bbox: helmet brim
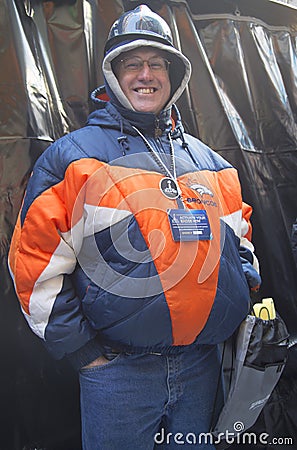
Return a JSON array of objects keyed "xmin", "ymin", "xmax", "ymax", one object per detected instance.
[{"xmin": 104, "ymin": 32, "xmax": 174, "ymax": 55}]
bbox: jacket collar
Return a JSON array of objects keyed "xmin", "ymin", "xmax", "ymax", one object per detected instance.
[{"xmin": 90, "ymin": 85, "xmax": 175, "ymax": 137}]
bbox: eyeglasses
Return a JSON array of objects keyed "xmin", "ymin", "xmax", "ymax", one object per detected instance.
[{"xmin": 119, "ymin": 56, "xmax": 170, "ymax": 73}]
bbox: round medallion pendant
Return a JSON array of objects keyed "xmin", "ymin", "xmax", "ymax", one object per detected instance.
[{"xmin": 159, "ymin": 177, "xmax": 180, "ymax": 200}]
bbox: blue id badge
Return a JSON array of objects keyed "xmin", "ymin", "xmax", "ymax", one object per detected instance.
[{"xmin": 167, "ymin": 209, "xmax": 212, "ymax": 242}]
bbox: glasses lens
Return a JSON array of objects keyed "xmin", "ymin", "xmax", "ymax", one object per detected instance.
[
  {"xmin": 122, "ymin": 57, "xmax": 142, "ymax": 71},
  {"xmin": 148, "ymin": 57, "xmax": 168, "ymax": 71},
  {"xmin": 121, "ymin": 56, "xmax": 169, "ymax": 72}
]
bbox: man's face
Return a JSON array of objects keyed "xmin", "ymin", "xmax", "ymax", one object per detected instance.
[{"xmin": 115, "ymin": 47, "xmax": 171, "ymax": 115}]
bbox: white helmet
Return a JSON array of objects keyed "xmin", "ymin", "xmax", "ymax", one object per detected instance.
[{"xmin": 102, "ymin": 5, "xmax": 191, "ymax": 111}]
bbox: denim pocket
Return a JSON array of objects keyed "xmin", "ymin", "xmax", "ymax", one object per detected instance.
[{"xmin": 79, "ymin": 353, "xmax": 122, "ymax": 374}]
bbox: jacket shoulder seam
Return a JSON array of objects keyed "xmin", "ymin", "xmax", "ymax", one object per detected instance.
[{"xmin": 65, "ymin": 134, "xmax": 90, "ymax": 158}]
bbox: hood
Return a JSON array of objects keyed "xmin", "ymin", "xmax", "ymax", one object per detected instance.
[{"xmin": 102, "ymin": 38, "xmax": 191, "ymax": 113}]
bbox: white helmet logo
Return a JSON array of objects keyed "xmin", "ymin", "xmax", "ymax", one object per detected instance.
[{"xmin": 190, "ymin": 184, "xmax": 214, "ymax": 197}]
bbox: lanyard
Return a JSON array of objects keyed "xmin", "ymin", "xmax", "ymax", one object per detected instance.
[
  {"xmin": 132, "ymin": 125, "xmax": 176, "ymax": 180},
  {"xmin": 132, "ymin": 126, "xmax": 185, "ymax": 208}
]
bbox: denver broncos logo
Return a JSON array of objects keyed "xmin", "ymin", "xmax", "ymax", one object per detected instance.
[{"xmin": 190, "ymin": 184, "xmax": 214, "ymax": 197}]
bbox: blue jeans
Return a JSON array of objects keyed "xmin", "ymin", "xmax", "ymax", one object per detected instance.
[{"xmin": 79, "ymin": 345, "xmax": 223, "ymax": 449}]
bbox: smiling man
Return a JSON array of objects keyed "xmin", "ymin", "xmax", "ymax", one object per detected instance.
[{"xmin": 9, "ymin": 5, "xmax": 261, "ymax": 450}]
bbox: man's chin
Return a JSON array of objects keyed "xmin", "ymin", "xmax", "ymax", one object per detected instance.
[
  {"xmin": 132, "ymin": 104, "xmax": 158, "ymax": 114},
  {"xmin": 131, "ymin": 98, "xmax": 163, "ymax": 113}
]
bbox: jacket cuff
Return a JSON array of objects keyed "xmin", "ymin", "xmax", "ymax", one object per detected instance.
[{"xmin": 67, "ymin": 336, "xmax": 103, "ymax": 371}]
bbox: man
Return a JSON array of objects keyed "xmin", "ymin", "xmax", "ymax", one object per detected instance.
[{"xmin": 8, "ymin": 5, "xmax": 260, "ymax": 449}]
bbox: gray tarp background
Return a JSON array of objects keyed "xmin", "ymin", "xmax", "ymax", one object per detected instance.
[{"xmin": 0, "ymin": 0, "xmax": 296, "ymax": 448}]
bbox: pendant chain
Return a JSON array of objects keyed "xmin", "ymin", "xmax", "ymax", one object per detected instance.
[{"xmin": 132, "ymin": 126, "xmax": 176, "ymax": 181}]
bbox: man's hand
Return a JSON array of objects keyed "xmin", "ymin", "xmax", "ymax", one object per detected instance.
[{"xmin": 83, "ymin": 355, "xmax": 109, "ymax": 369}]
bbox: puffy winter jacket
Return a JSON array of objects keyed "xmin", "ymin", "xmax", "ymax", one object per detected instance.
[{"xmin": 8, "ymin": 91, "xmax": 260, "ymax": 368}]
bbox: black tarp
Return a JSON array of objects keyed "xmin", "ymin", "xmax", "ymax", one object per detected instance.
[{"xmin": 0, "ymin": 0, "xmax": 296, "ymax": 448}]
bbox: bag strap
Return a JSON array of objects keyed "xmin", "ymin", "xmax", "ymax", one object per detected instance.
[
  {"xmin": 210, "ymin": 335, "xmax": 236, "ymax": 431},
  {"xmin": 210, "ymin": 292, "xmax": 262, "ymax": 430}
]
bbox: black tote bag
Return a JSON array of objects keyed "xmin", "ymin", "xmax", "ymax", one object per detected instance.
[{"xmin": 212, "ymin": 313, "xmax": 289, "ymax": 449}]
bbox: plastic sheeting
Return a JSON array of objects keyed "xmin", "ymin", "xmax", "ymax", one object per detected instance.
[
  {"xmin": 0, "ymin": 0, "xmax": 296, "ymax": 448},
  {"xmin": 186, "ymin": 11, "xmax": 297, "ymax": 333}
]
